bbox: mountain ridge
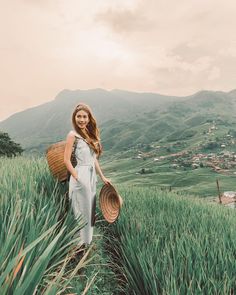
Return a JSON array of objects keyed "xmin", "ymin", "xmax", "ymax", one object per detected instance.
[{"xmin": 0, "ymin": 88, "xmax": 236, "ymax": 153}]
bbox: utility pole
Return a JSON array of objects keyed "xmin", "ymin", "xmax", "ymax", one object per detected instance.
[{"xmin": 216, "ymin": 178, "xmax": 222, "ymax": 204}]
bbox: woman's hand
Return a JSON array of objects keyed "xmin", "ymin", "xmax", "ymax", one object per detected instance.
[
  {"xmin": 101, "ymin": 176, "xmax": 112, "ymax": 185},
  {"xmin": 72, "ymin": 174, "xmax": 79, "ymax": 181}
]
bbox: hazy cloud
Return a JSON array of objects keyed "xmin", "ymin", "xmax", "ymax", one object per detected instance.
[
  {"xmin": 0, "ymin": 0, "xmax": 236, "ymax": 120},
  {"xmin": 208, "ymin": 67, "xmax": 221, "ymax": 81},
  {"xmin": 96, "ymin": 8, "xmax": 153, "ymax": 33}
]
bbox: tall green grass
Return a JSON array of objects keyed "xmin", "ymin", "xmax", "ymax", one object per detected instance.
[
  {"xmin": 0, "ymin": 157, "xmax": 94, "ymax": 294},
  {"xmin": 106, "ymin": 186, "xmax": 236, "ymax": 294},
  {"xmin": 3, "ymin": 156, "xmax": 236, "ymax": 294}
]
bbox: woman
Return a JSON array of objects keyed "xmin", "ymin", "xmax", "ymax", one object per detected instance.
[{"xmin": 64, "ymin": 103, "xmax": 111, "ymax": 245}]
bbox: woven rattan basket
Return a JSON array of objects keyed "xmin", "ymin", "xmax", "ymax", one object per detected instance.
[
  {"xmin": 99, "ymin": 184, "xmax": 123, "ymax": 223},
  {"xmin": 46, "ymin": 141, "xmax": 68, "ymax": 182}
]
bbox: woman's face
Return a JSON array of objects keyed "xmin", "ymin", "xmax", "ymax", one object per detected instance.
[{"xmin": 75, "ymin": 110, "xmax": 89, "ymax": 130}]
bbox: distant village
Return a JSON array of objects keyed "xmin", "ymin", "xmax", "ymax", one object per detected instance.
[
  {"xmin": 129, "ymin": 121, "xmax": 236, "ymax": 207},
  {"xmin": 132, "ymin": 122, "xmax": 236, "ymax": 176}
]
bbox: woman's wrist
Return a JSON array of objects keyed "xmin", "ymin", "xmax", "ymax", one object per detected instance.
[
  {"xmin": 101, "ymin": 176, "xmax": 111, "ymax": 185},
  {"xmin": 73, "ymin": 174, "xmax": 78, "ymax": 181}
]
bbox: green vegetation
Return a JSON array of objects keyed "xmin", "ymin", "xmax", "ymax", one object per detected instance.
[
  {"xmin": 100, "ymin": 151, "xmax": 236, "ymax": 197},
  {"xmin": 1, "ymin": 156, "xmax": 236, "ymax": 294},
  {"xmin": 0, "ymin": 157, "xmax": 114, "ymax": 294},
  {"xmin": 0, "ymin": 132, "xmax": 23, "ymax": 157},
  {"xmin": 2, "ymin": 88, "xmax": 236, "ymax": 155},
  {"xmin": 1, "ymin": 88, "xmax": 236, "ymax": 293},
  {"xmin": 105, "ymin": 186, "xmax": 236, "ymax": 294}
]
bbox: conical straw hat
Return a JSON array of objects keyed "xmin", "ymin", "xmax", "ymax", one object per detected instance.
[{"xmin": 99, "ymin": 184, "xmax": 123, "ymax": 223}]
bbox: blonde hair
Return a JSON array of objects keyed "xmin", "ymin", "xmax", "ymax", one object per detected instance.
[{"xmin": 72, "ymin": 103, "xmax": 102, "ymax": 157}]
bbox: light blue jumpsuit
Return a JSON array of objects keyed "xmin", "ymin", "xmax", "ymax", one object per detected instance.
[{"xmin": 69, "ymin": 134, "xmax": 97, "ymax": 245}]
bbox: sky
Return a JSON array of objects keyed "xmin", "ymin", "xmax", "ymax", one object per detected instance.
[{"xmin": 0, "ymin": 0, "xmax": 236, "ymax": 121}]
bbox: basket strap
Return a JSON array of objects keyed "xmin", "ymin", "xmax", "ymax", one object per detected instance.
[
  {"xmin": 70, "ymin": 137, "xmax": 78, "ymax": 167},
  {"xmin": 74, "ymin": 134, "xmax": 89, "ymax": 145}
]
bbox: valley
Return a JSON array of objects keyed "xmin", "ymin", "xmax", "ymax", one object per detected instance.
[{"xmin": 1, "ymin": 88, "xmax": 236, "ymax": 197}]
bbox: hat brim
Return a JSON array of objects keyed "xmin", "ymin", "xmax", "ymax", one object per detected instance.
[{"xmin": 99, "ymin": 184, "xmax": 123, "ymax": 223}]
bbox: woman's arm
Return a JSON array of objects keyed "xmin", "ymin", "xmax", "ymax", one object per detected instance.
[
  {"xmin": 64, "ymin": 131, "xmax": 78, "ymax": 180},
  {"xmin": 95, "ymin": 157, "xmax": 111, "ymax": 185}
]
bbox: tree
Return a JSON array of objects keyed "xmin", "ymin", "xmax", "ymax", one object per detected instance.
[
  {"xmin": 0, "ymin": 132, "xmax": 23, "ymax": 157},
  {"xmin": 204, "ymin": 141, "xmax": 219, "ymax": 150}
]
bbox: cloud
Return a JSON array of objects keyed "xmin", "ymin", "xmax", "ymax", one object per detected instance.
[
  {"xmin": 219, "ymin": 47, "xmax": 236, "ymax": 58},
  {"xmin": 1, "ymin": 0, "xmax": 236, "ymax": 120},
  {"xmin": 96, "ymin": 7, "xmax": 152, "ymax": 33},
  {"xmin": 93, "ymin": 0, "xmax": 236, "ymax": 94},
  {"xmin": 208, "ymin": 67, "xmax": 221, "ymax": 81},
  {"xmin": 171, "ymin": 43, "xmax": 213, "ymax": 63}
]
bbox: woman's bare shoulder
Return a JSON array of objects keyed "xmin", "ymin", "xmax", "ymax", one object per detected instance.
[
  {"xmin": 69, "ymin": 130, "xmax": 83, "ymax": 138},
  {"xmin": 66, "ymin": 130, "xmax": 76, "ymax": 142},
  {"xmin": 68, "ymin": 130, "xmax": 76, "ymax": 136}
]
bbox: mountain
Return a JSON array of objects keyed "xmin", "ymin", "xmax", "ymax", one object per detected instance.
[
  {"xmin": 0, "ymin": 88, "xmax": 236, "ymax": 154},
  {"xmin": 0, "ymin": 88, "xmax": 179, "ymax": 153},
  {"xmin": 100, "ymin": 89, "xmax": 236, "ymax": 151}
]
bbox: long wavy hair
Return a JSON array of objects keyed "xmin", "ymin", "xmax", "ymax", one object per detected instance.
[{"xmin": 72, "ymin": 103, "xmax": 102, "ymax": 157}]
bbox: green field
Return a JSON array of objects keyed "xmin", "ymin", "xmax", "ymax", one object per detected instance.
[
  {"xmin": 103, "ymin": 186, "xmax": 236, "ymax": 294},
  {"xmin": 101, "ymin": 152, "xmax": 236, "ymax": 197},
  {"xmin": 1, "ymin": 156, "xmax": 236, "ymax": 294},
  {"xmin": 0, "ymin": 157, "xmax": 114, "ymax": 294}
]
